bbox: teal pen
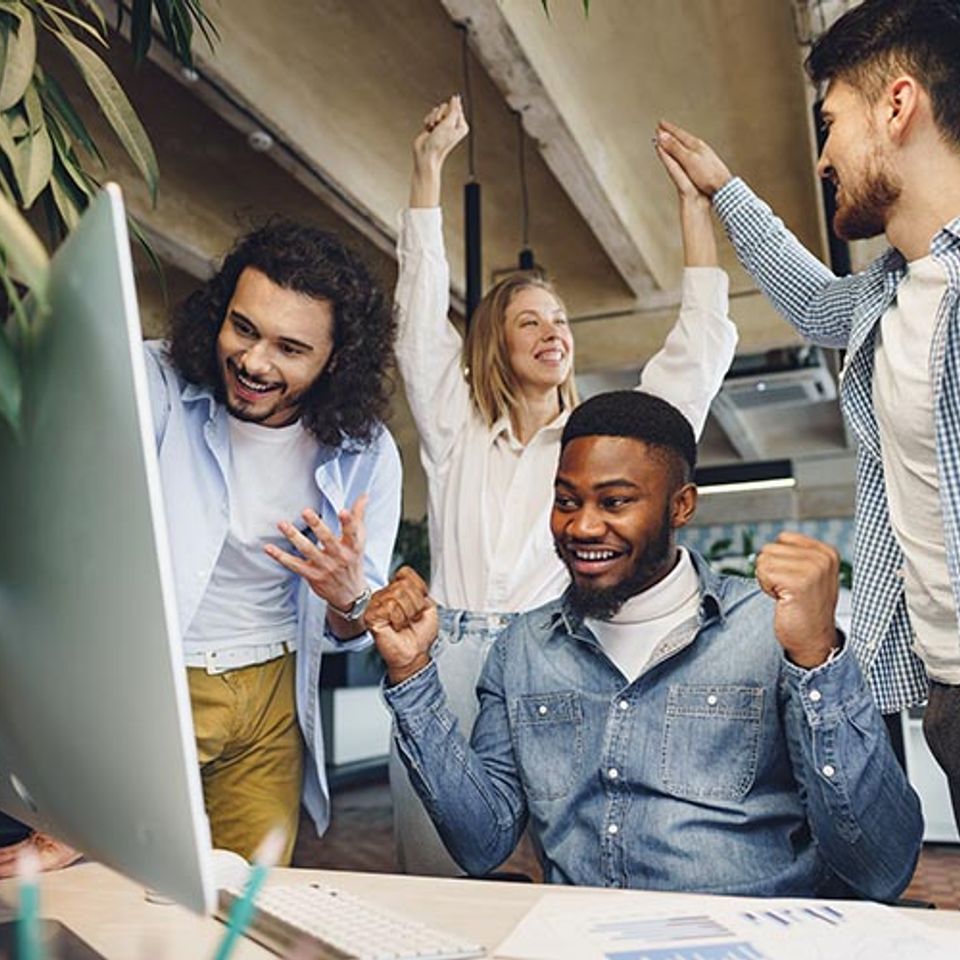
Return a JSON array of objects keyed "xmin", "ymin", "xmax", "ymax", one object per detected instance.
[
  {"xmin": 212, "ymin": 828, "xmax": 286, "ymax": 960},
  {"xmin": 16, "ymin": 847, "xmax": 43, "ymax": 960}
]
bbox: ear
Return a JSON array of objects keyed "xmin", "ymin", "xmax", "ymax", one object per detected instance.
[
  {"xmin": 885, "ymin": 75, "xmax": 922, "ymax": 144},
  {"xmin": 670, "ymin": 483, "xmax": 698, "ymax": 530}
]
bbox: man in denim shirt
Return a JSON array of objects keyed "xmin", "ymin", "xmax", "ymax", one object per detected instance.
[{"xmin": 370, "ymin": 391, "xmax": 921, "ymax": 898}]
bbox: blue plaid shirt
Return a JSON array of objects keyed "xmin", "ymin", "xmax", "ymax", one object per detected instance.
[{"xmin": 714, "ymin": 178, "xmax": 960, "ymax": 712}]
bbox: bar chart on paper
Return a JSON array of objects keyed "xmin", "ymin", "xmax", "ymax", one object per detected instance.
[
  {"xmin": 495, "ymin": 893, "xmax": 958, "ymax": 960},
  {"xmin": 596, "ymin": 915, "xmax": 765, "ymax": 960}
]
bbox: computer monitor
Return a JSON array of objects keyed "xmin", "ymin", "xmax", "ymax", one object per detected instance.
[{"xmin": 0, "ymin": 185, "xmax": 215, "ymax": 914}]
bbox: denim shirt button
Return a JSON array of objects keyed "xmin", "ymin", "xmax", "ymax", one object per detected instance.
[
  {"xmin": 618, "ymin": 700, "xmax": 629, "ymax": 711},
  {"xmin": 706, "ymin": 694, "xmax": 718, "ymax": 706},
  {"xmin": 822, "ymin": 763, "xmax": 836, "ymax": 778},
  {"xmin": 538, "ymin": 704, "xmax": 548, "ymax": 716},
  {"xmin": 809, "ymin": 689, "xmax": 822, "ymax": 703},
  {"xmin": 607, "ymin": 768, "xmax": 619, "ymax": 780},
  {"xmin": 607, "ymin": 823, "xmax": 619, "ymax": 835}
]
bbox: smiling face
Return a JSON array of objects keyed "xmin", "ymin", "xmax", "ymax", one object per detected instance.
[
  {"xmin": 817, "ymin": 78, "xmax": 902, "ymax": 241},
  {"xmin": 215, "ymin": 267, "xmax": 335, "ymax": 427},
  {"xmin": 551, "ymin": 435, "xmax": 695, "ymax": 619},
  {"xmin": 502, "ymin": 285, "xmax": 574, "ymax": 395}
]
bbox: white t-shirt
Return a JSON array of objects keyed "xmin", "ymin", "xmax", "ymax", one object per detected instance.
[
  {"xmin": 184, "ymin": 416, "xmax": 319, "ymax": 653},
  {"xmin": 586, "ymin": 549, "xmax": 701, "ymax": 683},
  {"xmin": 874, "ymin": 254, "xmax": 960, "ymax": 682}
]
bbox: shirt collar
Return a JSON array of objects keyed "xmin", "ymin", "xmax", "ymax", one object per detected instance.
[
  {"xmin": 490, "ymin": 408, "xmax": 570, "ymax": 449},
  {"xmin": 542, "ymin": 548, "xmax": 753, "ymax": 640},
  {"xmin": 882, "ymin": 217, "xmax": 960, "ymax": 278}
]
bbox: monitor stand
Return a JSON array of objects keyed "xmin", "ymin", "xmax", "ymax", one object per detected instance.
[{"xmin": 0, "ymin": 919, "xmax": 106, "ymax": 959}]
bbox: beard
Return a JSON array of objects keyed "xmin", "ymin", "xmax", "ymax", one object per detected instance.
[
  {"xmin": 563, "ymin": 508, "xmax": 673, "ymax": 621},
  {"xmin": 832, "ymin": 151, "xmax": 901, "ymax": 241},
  {"xmin": 221, "ymin": 361, "xmax": 305, "ymax": 427}
]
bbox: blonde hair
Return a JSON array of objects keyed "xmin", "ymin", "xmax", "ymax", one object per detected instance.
[{"xmin": 463, "ymin": 273, "xmax": 579, "ymax": 429}]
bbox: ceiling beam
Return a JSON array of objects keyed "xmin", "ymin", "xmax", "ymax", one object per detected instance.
[{"xmin": 440, "ymin": 0, "xmax": 656, "ymax": 299}]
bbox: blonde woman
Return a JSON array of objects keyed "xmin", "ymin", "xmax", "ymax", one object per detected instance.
[{"xmin": 391, "ymin": 96, "xmax": 737, "ymax": 875}]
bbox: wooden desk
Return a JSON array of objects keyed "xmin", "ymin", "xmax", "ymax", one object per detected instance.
[{"xmin": 2, "ymin": 862, "xmax": 959, "ymax": 959}]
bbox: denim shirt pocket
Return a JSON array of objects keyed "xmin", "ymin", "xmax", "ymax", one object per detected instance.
[
  {"xmin": 660, "ymin": 684, "xmax": 764, "ymax": 801},
  {"xmin": 512, "ymin": 691, "xmax": 584, "ymax": 801}
]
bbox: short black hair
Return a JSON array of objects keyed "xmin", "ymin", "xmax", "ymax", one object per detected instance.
[
  {"xmin": 167, "ymin": 219, "xmax": 395, "ymax": 450},
  {"xmin": 806, "ymin": 0, "xmax": 960, "ymax": 148},
  {"xmin": 561, "ymin": 390, "xmax": 696, "ymax": 486}
]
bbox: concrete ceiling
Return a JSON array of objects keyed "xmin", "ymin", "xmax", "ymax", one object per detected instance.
[{"xmin": 70, "ymin": 0, "xmax": 855, "ymax": 515}]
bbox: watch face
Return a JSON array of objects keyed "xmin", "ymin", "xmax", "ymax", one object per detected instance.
[{"xmin": 347, "ymin": 588, "xmax": 372, "ymax": 620}]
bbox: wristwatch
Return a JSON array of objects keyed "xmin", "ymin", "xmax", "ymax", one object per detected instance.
[{"xmin": 328, "ymin": 586, "xmax": 372, "ymax": 622}]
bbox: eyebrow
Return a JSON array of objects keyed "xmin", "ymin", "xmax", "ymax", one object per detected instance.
[
  {"xmin": 230, "ymin": 310, "xmax": 315, "ymax": 352},
  {"xmin": 514, "ymin": 308, "xmax": 566, "ymax": 320},
  {"xmin": 555, "ymin": 477, "xmax": 640, "ymax": 491}
]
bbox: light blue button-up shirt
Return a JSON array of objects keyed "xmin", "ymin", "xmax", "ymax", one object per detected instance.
[
  {"xmin": 143, "ymin": 341, "xmax": 402, "ymax": 834},
  {"xmin": 386, "ymin": 551, "xmax": 922, "ymax": 899}
]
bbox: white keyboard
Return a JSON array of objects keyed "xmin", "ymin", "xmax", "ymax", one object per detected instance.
[{"xmin": 219, "ymin": 881, "xmax": 487, "ymax": 960}]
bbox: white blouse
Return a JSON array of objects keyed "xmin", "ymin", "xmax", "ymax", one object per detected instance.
[{"xmin": 394, "ymin": 207, "xmax": 737, "ymax": 613}]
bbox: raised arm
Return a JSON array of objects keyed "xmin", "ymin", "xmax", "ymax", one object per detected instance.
[
  {"xmin": 371, "ymin": 570, "xmax": 528, "ymax": 874},
  {"xmin": 656, "ymin": 121, "xmax": 864, "ymax": 348},
  {"xmin": 639, "ymin": 142, "xmax": 738, "ymax": 437},
  {"xmin": 757, "ymin": 534, "xmax": 923, "ymax": 900},
  {"xmin": 395, "ymin": 97, "xmax": 473, "ymax": 466}
]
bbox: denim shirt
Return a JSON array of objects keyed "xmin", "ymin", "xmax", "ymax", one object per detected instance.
[
  {"xmin": 386, "ymin": 552, "xmax": 922, "ymax": 899},
  {"xmin": 143, "ymin": 342, "xmax": 402, "ymax": 835}
]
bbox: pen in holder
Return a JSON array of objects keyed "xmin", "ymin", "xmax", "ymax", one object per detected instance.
[
  {"xmin": 212, "ymin": 827, "xmax": 286, "ymax": 960},
  {"xmin": 17, "ymin": 847, "xmax": 43, "ymax": 960}
]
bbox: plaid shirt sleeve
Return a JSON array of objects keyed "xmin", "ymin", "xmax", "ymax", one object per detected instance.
[{"xmin": 713, "ymin": 178, "xmax": 861, "ymax": 348}]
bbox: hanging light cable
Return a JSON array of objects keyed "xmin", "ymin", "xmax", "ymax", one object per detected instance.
[
  {"xmin": 459, "ymin": 23, "xmax": 482, "ymax": 326},
  {"xmin": 516, "ymin": 110, "xmax": 535, "ymax": 271}
]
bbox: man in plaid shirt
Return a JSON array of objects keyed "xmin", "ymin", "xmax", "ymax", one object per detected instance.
[{"xmin": 656, "ymin": 0, "xmax": 960, "ymax": 831}]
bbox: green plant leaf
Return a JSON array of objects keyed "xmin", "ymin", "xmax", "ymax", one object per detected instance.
[
  {"xmin": 49, "ymin": 163, "xmax": 80, "ymax": 228},
  {"xmin": 35, "ymin": 1, "xmax": 107, "ymax": 47},
  {"xmin": 0, "ymin": 187, "xmax": 49, "ymax": 308},
  {"xmin": 130, "ymin": 0, "xmax": 153, "ymax": 66},
  {"xmin": 17, "ymin": 112, "xmax": 53, "ymax": 206},
  {"xmin": 4, "ymin": 105, "xmax": 28, "ymax": 137},
  {"xmin": 47, "ymin": 117, "xmax": 93, "ymax": 198},
  {"xmin": 705, "ymin": 537, "xmax": 732, "ymax": 560},
  {"xmin": 126, "ymin": 211, "xmax": 165, "ymax": 296},
  {"xmin": 54, "ymin": 28, "xmax": 159, "ymax": 203},
  {"xmin": 66, "ymin": 0, "xmax": 107, "ymax": 36},
  {"xmin": 0, "ymin": 317, "xmax": 21, "ymax": 432},
  {"xmin": 22, "ymin": 79, "xmax": 44, "ymax": 132},
  {"xmin": 0, "ymin": 111, "xmax": 23, "ymax": 195},
  {"xmin": 0, "ymin": 6, "xmax": 36, "ymax": 111},
  {"xmin": 35, "ymin": 66, "xmax": 103, "ymax": 164}
]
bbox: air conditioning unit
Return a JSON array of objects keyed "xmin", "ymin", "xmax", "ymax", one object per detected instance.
[{"xmin": 718, "ymin": 359, "xmax": 836, "ymax": 412}]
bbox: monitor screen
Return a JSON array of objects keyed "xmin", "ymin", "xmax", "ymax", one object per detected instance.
[{"xmin": 0, "ymin": 185, "xmax": 215, "ymax": 914}]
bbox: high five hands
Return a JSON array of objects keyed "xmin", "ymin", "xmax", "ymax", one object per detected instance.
[
  {"xmin": 365, "ymin": 567, "xmax": 439, "ymax": 685},
  {"xmin": 654, "ymin": 121, "xmax": 734, "ymax": 199},
  {"xmin": 755, "ymin": 533, "xmax": 842, "ymax": 669}
]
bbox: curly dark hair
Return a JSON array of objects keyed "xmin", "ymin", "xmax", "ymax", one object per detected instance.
[{"xmin": 167, "ymin": 220, "xmax": 395, "ymax": 449}]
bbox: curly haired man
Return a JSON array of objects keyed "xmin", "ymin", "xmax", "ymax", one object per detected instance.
[{"xmin": 146, "ymin": 220, "xmax": 401, "ymax": 863}]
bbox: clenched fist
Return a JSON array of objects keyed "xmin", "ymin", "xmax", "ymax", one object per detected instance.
[
  {"xmin": 755, "ymin": 533, "xmax": 841, "ymax": 669},
  {"xmin": 367, "ymin": 566, "xmax": 439, "ymax": 685}
]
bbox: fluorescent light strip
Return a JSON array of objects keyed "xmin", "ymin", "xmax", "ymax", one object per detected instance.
[{"xmin": 698, "ymin": 478, "xmax": 797, "ymax": 496}]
